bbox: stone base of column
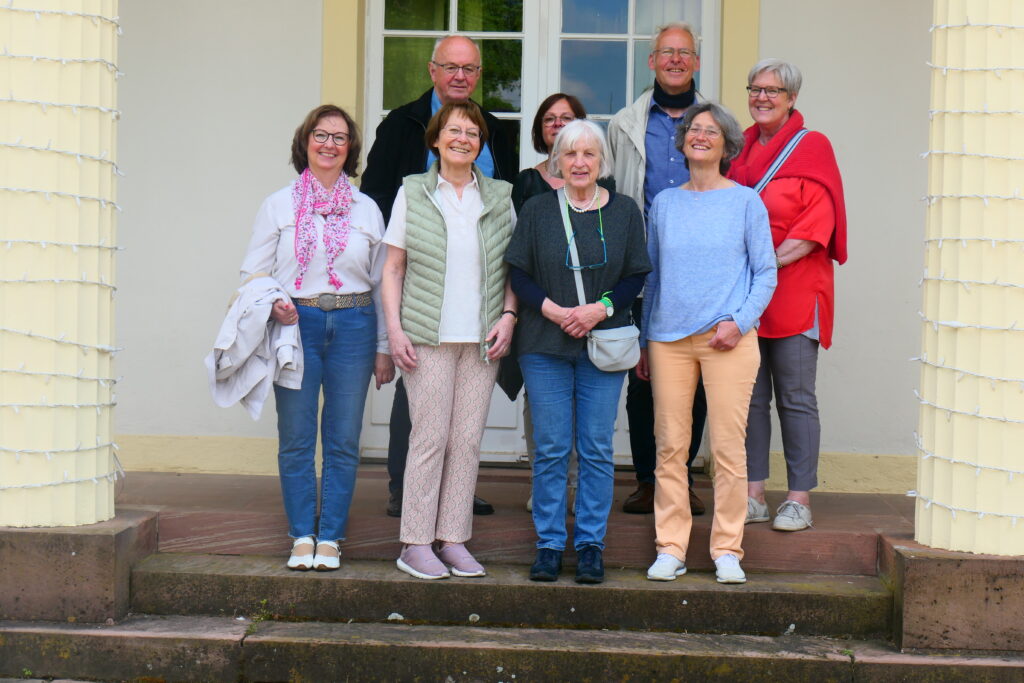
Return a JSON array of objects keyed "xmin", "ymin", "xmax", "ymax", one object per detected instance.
[
  {"xmin": 881, "ymin": 534, "xmax": 1024, "ymax": 652},
  {"xmin": 0, "ymin": 507, "xmax": 158, "ymax": 623}
]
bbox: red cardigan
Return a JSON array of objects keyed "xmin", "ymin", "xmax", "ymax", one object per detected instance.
[{"xmin": 728, "ymin": 110, "xmax": 847, "ymax": 348}]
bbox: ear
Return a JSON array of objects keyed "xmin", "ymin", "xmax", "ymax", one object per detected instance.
[{"xmin": 648, "ymin": 51, "xmax": 657, "ymax": 72}]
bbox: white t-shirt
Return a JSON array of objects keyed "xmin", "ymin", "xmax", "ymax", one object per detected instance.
[
  {"xmin": 240, "ymin": 182, "xmax": 389, "ymax": 353},
  {"xmin": 384, "ymin": 177, "xmax": 486, "ymax": 343}
]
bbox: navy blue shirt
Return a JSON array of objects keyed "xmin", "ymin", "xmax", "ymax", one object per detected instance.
[{"xmin": 642, "ymin": 104, "xmax": 689, "ymax": 218}]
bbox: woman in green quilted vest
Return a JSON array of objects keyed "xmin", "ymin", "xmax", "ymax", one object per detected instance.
[{"xmin": 381, "ymin": 101, "xmax": 517, "ymax": 581}]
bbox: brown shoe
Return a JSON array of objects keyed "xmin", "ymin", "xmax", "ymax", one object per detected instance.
[
  {"xmin": 622, "ymin": 481, "xmax": 655, "ymax": 514},
  {"xmin": 689, "ymin": 487, "xmax": 706, "ymax": 516}
]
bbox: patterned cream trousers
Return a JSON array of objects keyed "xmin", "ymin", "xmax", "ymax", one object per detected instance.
[{"xmin": 400, "ymin": 343, "xmax": 499, "ymax": 545}]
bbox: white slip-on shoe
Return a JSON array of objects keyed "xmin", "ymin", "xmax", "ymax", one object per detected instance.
[
  {"xmin": 772, "ymin": 500, "xmax": 813, "ymax": 531},
  {"xmin": 646, "ymin": 553, "xmax": 687, "ymax": 581},
  {"xmin": 313, "ymin": 539, "xmax": 341, "ymax": 571},
  {"xmin": 714, "ymin": 553, "xmax": 747, "ymax": 584},
  {"xmin": 745, "ymin": 497, "xmax": 770, "ymax": 524},
  {"xmin": 287, "ymin": 535, "xmax": 316, "ymax": 571}
]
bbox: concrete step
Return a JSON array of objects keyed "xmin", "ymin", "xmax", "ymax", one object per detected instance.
[
  {"xmin": 133, "ymin": 553, "xmax": 891, "ymax": 639},
  {"xmin": 3, "ymin": 615, "xmax": 1022, "ymax": 682}
]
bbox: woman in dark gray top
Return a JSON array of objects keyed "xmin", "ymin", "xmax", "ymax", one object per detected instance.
[{"xmin": 505, "ymin": 120, "xmax": 650, "ymax": 584}]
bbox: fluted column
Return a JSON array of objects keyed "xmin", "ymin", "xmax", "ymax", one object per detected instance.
[
  {"xmin": 0, "ymin": 1, "xmax": 120, "ymax": 526},
  {"xmin": 916, "ymin": 0, "xmax": 1024, "ymax": 554}
]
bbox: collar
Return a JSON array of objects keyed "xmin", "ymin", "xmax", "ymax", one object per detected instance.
[
  {"xmin": 436, "ymin": 168, "xmax": 480, "ymax": 192},
  {"xmin": 431, "ymin": 89, "xmax": 442, "ymax": 114}
]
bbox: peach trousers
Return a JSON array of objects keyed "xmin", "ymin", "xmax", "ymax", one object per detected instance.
[
  {"xmin": 650, "ymin": 329, "xmax": 760, "ymax": 561},
  {"xmin": 400, "ymin": 343, "xmax": 499, "ymax": 545}
]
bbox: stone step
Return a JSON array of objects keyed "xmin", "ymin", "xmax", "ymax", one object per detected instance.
[
  {"xmin": 3, "ymin": 615, "xmax": 1022, "ymax": 682},
  {"xmin": 133, "ymin": 553, "xmax": 891, "ymax": 639}
]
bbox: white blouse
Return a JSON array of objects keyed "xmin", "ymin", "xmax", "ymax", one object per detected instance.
[{"xmin": 240, "ymin": 183, "xmax": 389, "ymax": 354}]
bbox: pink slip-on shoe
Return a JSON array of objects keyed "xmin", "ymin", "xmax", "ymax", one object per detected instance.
[
  {"xmin": 396, "ymin": 543, "xmax": 450, "ymax": 580},
  {"xmin": 436, "ymin": 542, "xmax": 486, "ymax": 577}
]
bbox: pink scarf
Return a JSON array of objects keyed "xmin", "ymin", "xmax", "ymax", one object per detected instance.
[{"xmin": 291, "ymin": 168, "xmax": 353, "ymax": 290}]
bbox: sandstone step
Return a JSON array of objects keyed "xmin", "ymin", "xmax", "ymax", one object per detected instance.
[
  {"xmin": 133, "ymin": 553, "xmax": 890, "ymax": 639},
  {"xmin": 3, "ymin": 615, "xmax": 1022, "ymax": 682}
]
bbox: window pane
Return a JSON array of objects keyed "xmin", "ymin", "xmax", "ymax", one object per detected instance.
[
  {"xmin": 560, "ymin": 40, "xmax": 626, "ymax": 115},
  {"xmin": 382, "ymin": 37, "xmax": 435, "ymax": 110},
  {"xmin": 459, "ymin": 0, "xmax": 523, "ymax": 32},
  {"xmin": 479, "ymin": 39, "xmax": 521, "ymax": 113},
  {"xmin": 384, "ymin": 0, "xmax": 448, "ymax": 31},
  {"xmin": 634, "ymin": 0, "xmax": 701, "ymax": 35},
  {"xmin": 562, "ymin": 0, "xmax": 627, "ymax": 34}
]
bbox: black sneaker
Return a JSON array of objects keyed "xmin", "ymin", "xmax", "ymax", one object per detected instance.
[
  {"xmin": 529, "ymin": 548, "xmax": 563, "ymax": 582},
  {"xmin": 575, "ymin": 544, "xmax": 604, "ymax": 584}
]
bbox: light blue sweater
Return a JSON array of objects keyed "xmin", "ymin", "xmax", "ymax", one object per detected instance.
[{"xmin": 641, "ymin": 184, "xmax": 777, "ymax": 345}]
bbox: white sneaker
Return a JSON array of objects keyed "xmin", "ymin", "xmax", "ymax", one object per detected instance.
[
  {"xmin": 772, "ymin": 500, "xmax": 813, "ymax": 531},
  {"xmin": 745, "ymin": 497, "xmax": 770, "ymax": 524},
  {"xmin": 526, "ymin": 494, "xmax": 533, "ymax": 513},
  {"xmin": 286, "ymin": 535, "xmax": 315, "ymax": 571},
  {"xmin": 646, "ymin": 553, "xmax": 687, "ymax": 581},
  {"xmin": 714, "ymin": 553, "xmax": 747, "ymax": 584}
]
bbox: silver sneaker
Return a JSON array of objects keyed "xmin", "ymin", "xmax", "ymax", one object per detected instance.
[
  {"xmin": 772, "ymin": 500, "xmax": 813, "ymax": 531},
  {"xmin": 745, "ymin": 497, "xmax": 770, "ymax": 524},
  {"xmin": 646, "ymin": 553, "xmax": 687, "ymax": 581},
  {"xmin": 714, "ymin": 553, "xmax": 747, "ymax": 584}
]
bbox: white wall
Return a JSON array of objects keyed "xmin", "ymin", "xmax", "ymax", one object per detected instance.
[
  {"xmin": 758, "ymin": 0, "xmax": 932, "ymax": 456},
  {"xmin": 117, "ymin": 1, "xmax": 322, "ymax": 439}
]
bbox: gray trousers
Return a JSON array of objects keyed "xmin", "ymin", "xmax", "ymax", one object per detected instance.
[{"xmin": 745, "ymin": 335, "xmax": 820, "ymax": 491}]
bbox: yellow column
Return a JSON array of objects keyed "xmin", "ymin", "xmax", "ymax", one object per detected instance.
[
  {"xmin": 0, "ymin": 1, "xmax": 120, "ymax": 526},
  {"xmin": 916, "ymin": 0, "xmax": 1024, "ymax": 555}
]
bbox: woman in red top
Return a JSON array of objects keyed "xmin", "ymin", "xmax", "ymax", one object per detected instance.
[{"xmin": 728, "ymin": 59, "xmax": 847, "ymax": 532}]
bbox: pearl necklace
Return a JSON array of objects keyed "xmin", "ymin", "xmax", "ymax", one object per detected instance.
[{"xmin": 566, "ymin": 185, "xmax": 600, "ymax": 213}]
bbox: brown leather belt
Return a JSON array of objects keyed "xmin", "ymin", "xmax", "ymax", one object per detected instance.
[{"xmin": 293, "ymin": 292, "xmax": 372, "ymax": 311}]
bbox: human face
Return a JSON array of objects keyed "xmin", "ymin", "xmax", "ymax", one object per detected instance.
[
  {"xmin": 306, "ymin": 115, "xmax": 349, "ymax": 180},
  {"xmin": 428, "ymin": 37, "xmax": 481, "ymax": 104},
  {"xmin": 648, "ymin": 28, "xmax": 700, "ymax": 95},
  {"xmin": 682, "ymin": 111, "xmax": 725, "ymax": 168},
  {"xmin": 435, "ymin": 110, "xmax": 482, "ymax": 173},
  {"xmin": 748, "ymin": 70, "xmax": 795, "ymax": 137},
  {"xmin": 541, "ymin": 98, "xmax": 577, "ymax": 152},
  {"xmin": 557, "ymin": 135, "xmax": 602, "ymax": 194}
]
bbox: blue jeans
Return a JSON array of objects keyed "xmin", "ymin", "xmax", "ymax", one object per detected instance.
[
  {"xmin": 519, "ymin": 350, "xmax": 626, "ymax": 551},
  {"xmin": 273, "ymin": 303, "xmax": 376, "ymax": 542}
]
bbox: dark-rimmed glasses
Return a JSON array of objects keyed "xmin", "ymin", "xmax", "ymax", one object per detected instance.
[
  {"xmin": 746, "ymin": 86, "xmax": 788, "ymax": 99},
  {"xmin": 312, "ymin": 129, "xmax": 351, "ymax": 146}
]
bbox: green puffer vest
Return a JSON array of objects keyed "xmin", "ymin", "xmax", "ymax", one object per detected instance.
[{"xmin": 400, "ymin": 164, "xmax": 514, "ymax": 359}]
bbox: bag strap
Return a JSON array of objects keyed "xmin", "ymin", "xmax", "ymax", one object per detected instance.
[
  {"xmin": 753, "ymin": 128, "xmax": 809, "ymax": 194},
  {"xmin": 557, "ymin": 187, "xmax": 588, "ymax": 307}
]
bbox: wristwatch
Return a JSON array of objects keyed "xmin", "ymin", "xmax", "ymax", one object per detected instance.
[{"xmin": 600, "ymin": 297, "xmax": 614, "ymax": 318}]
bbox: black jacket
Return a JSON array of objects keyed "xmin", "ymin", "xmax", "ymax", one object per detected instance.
[{"xmin": 360, "ymin": 89, "xmax": 518, "ymax": 223}]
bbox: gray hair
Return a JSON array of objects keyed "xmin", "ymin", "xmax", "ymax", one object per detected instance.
[
  {"xmin": 748, "ymin": 58, "xmax": 802, "ymax": 97},
  {"xmin": 675, "ymin": 102, "xmax": 745, "ymax": 175},
  {"xmin": 547, "ymin": 119, "xmax": 613, "ymax": 179},
  {"xmin": 651, "ymin": 21, "xmax": 700, "ymax": 53},
  {"xmin": 431, "ymin": 35, "xmax": 481, "ymax": 63}
]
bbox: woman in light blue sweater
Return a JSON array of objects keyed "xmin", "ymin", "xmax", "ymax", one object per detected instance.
[{"xmin": 638, "ymin": 102, "xmax": 776, "ymax": 585}]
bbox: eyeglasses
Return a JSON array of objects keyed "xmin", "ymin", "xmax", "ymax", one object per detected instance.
[
  {"xmin": 652, "ymin": 48, "xmax": 697, "ymax": 60},
  {"xmin": 443, "ymin": 126, "xmax": 481, "ymax": 140},
  {"xmin": 431, "ymin": 61, "xmax": 482, "ymax": 76},
  {"xmin": 684, "ymin": 125, "xmax": 722, "ymax": 140},
  {"xmin": 312, "ymin": 129, "xmax": 351, "ymax": 146},
  {"xmin": 542, "ymin": 114, "xmax": 576, "ymax": 127},
  {"xmin": 746, "ymin": 85, "xmax": 788, "ymax": 98},
  {"xmin": 565, "ymin": 210, "xmax": 607, "ymax": 271}
]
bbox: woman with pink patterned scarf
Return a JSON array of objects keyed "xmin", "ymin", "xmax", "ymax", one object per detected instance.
[{"xmin": 240, "ymin": 105, "xmax": 395, "ymax": 572}]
